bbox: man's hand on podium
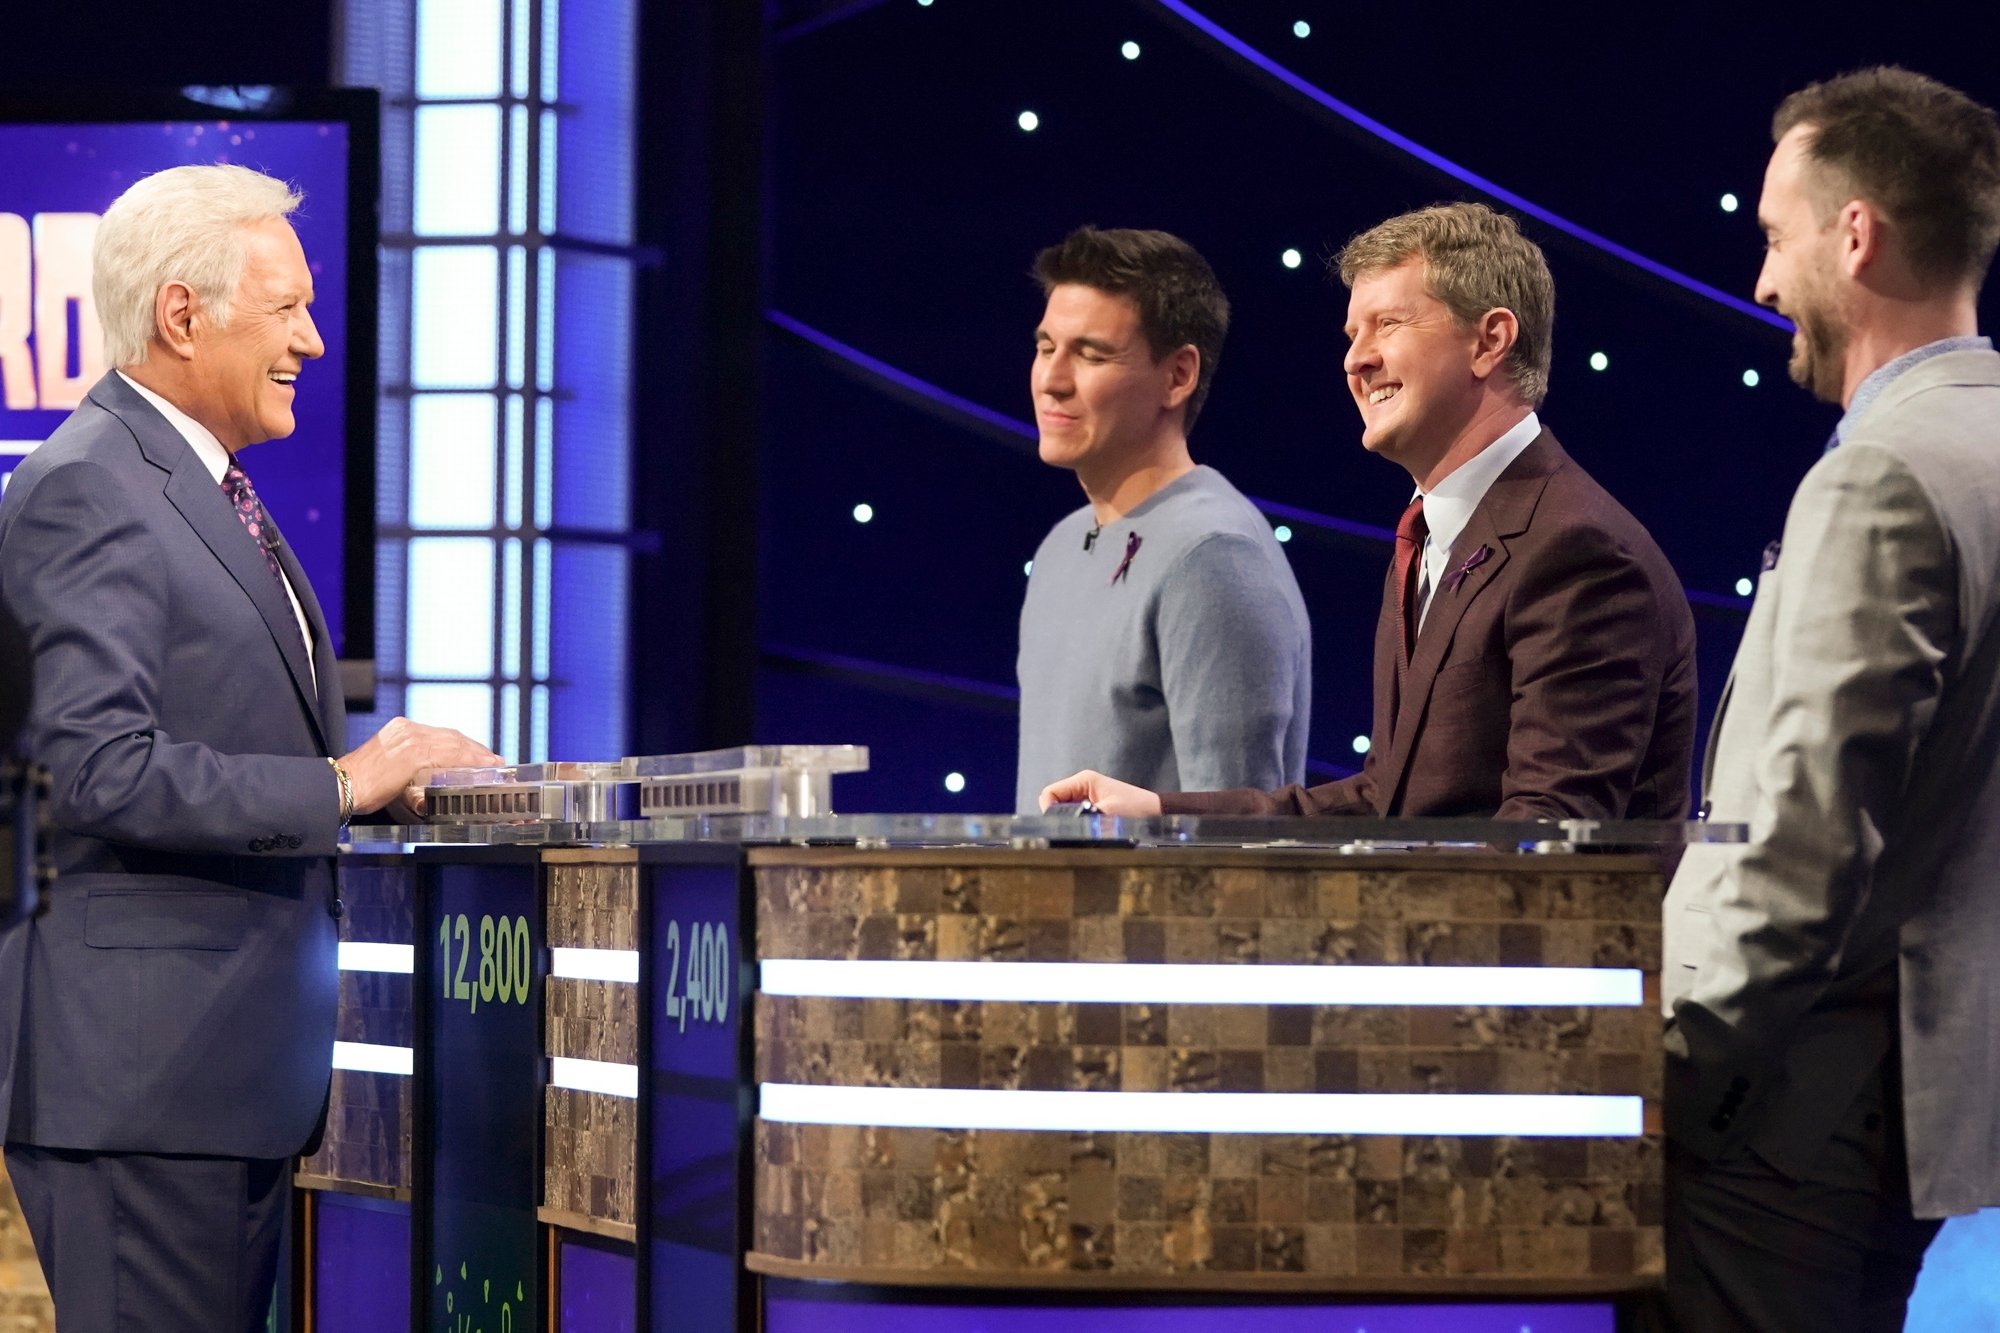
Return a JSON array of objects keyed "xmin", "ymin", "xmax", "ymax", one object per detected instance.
[
  {"xmin": 340, "ymin": 717, "xmax": 502, "ymax": 818},
  {"xmin": 1039, "ymin": 769, "xmax": 1162, "ymax": 817}
]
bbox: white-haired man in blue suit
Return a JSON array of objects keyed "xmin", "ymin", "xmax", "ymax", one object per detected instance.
[{"xmin": 0, "ymin": 164, "xmax": 499, "ymax": 1333}]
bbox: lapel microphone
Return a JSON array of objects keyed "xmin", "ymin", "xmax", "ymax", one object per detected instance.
[{"xmin": 1083, "ymin": 524, "xmax": 1101, "ymax": 552}]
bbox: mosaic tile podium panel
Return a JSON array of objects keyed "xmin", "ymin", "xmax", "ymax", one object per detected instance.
[
  {"xmin": 543, "ymin": 851, "xmax": 641, "ymax": 1238},
  {"xmin": 300, "ymin": 860, "xmax": 417, "ymax": 1197},
  {"xmin": 748, "ymin": 849, "xmax": 1665, "ymax": 1294}
]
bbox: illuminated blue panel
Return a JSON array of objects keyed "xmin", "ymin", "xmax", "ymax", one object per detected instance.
[
  {"xmin": 373, "ymin": 248, "xmax": 412, "ymax": 508},
  {"xmin": 531, "ymin": 537, "xmax": 551, "ymax": 678},
  {"xmin": 552, "ymin": 252, "xmax": 633, "ymax": 531},
  {"xmin": 509, "ymin": 0, "xmax": 531, "ymax": 98},
  {"xmin": 548, "ymin": 542, "xmax": 628, "ymax": 759},
  {"xmin": 416, "ymin": 0, "xmax": 502, "ymax": 98},
  {"xmin": 506, "ymin": 245, "xmax": 527, "ymax": 388},
  {"xmin": 413, "ymin": 105, "xmax": 502, "ymax": 236},
  {"xmin": 499, "ymin": 682, "xmax": 521, "ymax": 762},
  {"xmin": 503, "ymin": 394, "xmax": 525, "ymax": 525},
  {"xmin": 409, "ymin": 394, "xmax": 498, "ymax": 529},
  {"xmin": 539, "ymin": 109, "xmax": 559, "ymax": 237},
  {"xmin": 356, "ymin": 0, "xmax": 634, "ymax": 771},
  {"xmin": 500, "ymin": 537, "xmax": 523, "ymax": 675},
  {"xmin": 555, "ymin": 0, "xmax": 635, "ymax": 246},
  {"xmin": 405, "ymin": 683, "xmax": 495, "ymax": 750},
  {"xmin": 539, "ymin": 0, "xmax": 559, "ymax": 102},
  {"xmin": 533, "ymin": 395, "xmax": 554, "ymax": 529},
  {"xmin": 508, "ymin": 109, "xmax": 530, "ymax": 237},
  {"xmin": 407, "ymin": 537, "xmax": 495, "ymax": 677},
  {"xmin": 411, "ymin": 246, "xmax": 500, "ymax": 388},
  {"xmin": 535, "ymin": 249, "xmax": 556, "ymax": 394}
]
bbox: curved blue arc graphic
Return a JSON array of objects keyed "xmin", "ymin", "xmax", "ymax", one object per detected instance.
[
  {"xmin": 767, "ymin": 309, "xmax": 1036, "ymax": 443},
  {"xmin": 1149, "ymin": 0, "xmax": 1792, "ymax": 334},
  {"xmin": 765, "ymin": 309, "xmax": 1749, "ymax": 613}
]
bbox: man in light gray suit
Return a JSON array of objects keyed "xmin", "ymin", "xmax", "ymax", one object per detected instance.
[
  {"xmin": 1662, "ymin": 68, "xmax": 2000, "ymax": 1331},
  {"xmin": 0, "ymin": 165, "xmax": 499, "ymax": 1332}
]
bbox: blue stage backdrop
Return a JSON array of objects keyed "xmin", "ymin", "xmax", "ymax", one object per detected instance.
[
  {"xmin": 753, "ymin": 0, "xmax": 2000, "ymax": 818},
  {"xmin": 748, "ymin": 5, "xmax": 2000, "ymax": 1315},
  {"xmin": 0, "ymin": 115, "xmax": 356, "ymax": 653}
]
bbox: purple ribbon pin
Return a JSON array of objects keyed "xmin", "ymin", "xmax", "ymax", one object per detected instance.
[
  {"xmin": 1441, "ymin": 543, "xmax": 1491, "ymax": 594},
  {"xmin": 1110, "ymin": 531, "xmax": 1142, "ymax": 584}
]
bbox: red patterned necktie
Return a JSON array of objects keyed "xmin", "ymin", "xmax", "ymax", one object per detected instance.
[
  {"xmin": 220, "ymin": 456, "xmax": 286, "ymax": 590},
  {"xmin": 1391, "ymin": 495, "xmax": 1428, "ymax": 668}
]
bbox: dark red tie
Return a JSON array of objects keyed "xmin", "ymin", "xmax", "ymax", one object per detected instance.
[
  {"xmin": 1391, "ymin": 495, "xmax": 1427, "ymax": 668},
  {"xmin": 220, "ymin": 456, "xmax": 286, "ymax": 590}
]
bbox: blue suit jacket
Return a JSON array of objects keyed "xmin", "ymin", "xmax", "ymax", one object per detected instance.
[{"xmin": 0, "ymin": 373, "xmax": 345, "ymax": 1158}]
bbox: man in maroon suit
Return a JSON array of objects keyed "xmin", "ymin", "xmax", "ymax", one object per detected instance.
[{"xmin": 1042, "ymin": 202, "xmax": 1697, "ymax": 821}]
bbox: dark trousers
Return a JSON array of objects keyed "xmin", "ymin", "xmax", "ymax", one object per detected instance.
[
  {"xmin": 4, "ymin": 1143, "xmax": 289, "ymax": 1333},
  {"xmin": 1665, "ymin": 1060, "xmax": 1942, "ymax": 1332}
]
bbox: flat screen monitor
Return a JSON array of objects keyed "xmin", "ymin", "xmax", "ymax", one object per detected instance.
[{"xmin": 0, "ymin": 86, "xmax": 379, "ymax": 700}]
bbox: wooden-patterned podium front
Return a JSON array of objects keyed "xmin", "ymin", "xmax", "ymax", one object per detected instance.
[{"xmin": 747, "ymin": 848, "xmax": 1664, "ymax": 1295}]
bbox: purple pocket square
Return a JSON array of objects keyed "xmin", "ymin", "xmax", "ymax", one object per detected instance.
[{"xmin": 1442, "ymin": 544, "xmax": 1491, "ymax": 594}]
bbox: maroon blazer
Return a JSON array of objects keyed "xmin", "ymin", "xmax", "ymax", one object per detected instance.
[{"xmin": 1164, "ymin": 430, "xmax": 1696, "ymax": 821}]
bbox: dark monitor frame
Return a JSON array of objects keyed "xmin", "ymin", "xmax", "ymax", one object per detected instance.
[{"xmin": 0, "ymin": 84, "xmax": 381, "ymax": 707}]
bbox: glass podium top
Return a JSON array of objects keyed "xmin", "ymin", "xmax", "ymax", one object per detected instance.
[{"xmin": 341, "ymin": 812, "xmax": 1745, "ymax": 855}]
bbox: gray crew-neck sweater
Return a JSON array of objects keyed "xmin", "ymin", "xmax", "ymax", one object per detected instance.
[{"xmin": 1015, "ymin": 465, "xmax": 1312, "ymax": 813}]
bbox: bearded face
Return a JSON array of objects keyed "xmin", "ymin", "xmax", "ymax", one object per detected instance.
[{"xmin": 1782, "ymin": 254, "xmax": 1852, "ymax": 406}]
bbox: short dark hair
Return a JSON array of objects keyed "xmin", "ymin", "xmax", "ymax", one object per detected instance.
[
  {"xmin": 1033, "ymin": 226, "xmax": 1231, "ymax": 429},
  {"xmin": 1774, "ymin": 67, "xmax": 2000, "ymax": 291}
]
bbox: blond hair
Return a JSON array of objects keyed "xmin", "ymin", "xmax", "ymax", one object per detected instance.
[
  {"xmin": 1336, "ymin": 202, "xmax": 1554, "ymax": 408},
  {"xmin": 93, "ymin": 164, "xmax": 303, "ymax": 368}
]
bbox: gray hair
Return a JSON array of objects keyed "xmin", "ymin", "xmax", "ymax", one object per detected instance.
[{"xmin": 93, "ymin": 164, "xmax": 303, "ymax": 368}]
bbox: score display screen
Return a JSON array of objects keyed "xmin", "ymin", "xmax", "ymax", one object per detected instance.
[{"xmin": 0, "ymin": 113, "xmax": 361, "ymax": 655}]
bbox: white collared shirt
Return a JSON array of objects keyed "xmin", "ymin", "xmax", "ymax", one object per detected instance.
[
  {"xmin": 1413, "ymin": 410, "xmax": 1540, "ymax": 628},
  {"xmin": 118, "ymin": 371, "xmax": 317, "ymax": 685}
]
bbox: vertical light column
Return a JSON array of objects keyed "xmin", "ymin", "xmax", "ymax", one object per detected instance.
[{"xmin": 342, "ymin": 0, "xmax": 636, "ymax": 764}]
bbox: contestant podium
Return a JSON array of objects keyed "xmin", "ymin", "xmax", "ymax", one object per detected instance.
[
  {"xmin": 749, "ymin": 845, "xmax": 1665, "ymax": 1295},
  {"xmin": 296, "ymin": 771, "xmax": 1727, "ymax": 1333}
]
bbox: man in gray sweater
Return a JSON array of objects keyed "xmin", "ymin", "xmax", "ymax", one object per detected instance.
[{"xmin": 1015, "ymin": 227, "xmax": 1311, "ymax": 814}]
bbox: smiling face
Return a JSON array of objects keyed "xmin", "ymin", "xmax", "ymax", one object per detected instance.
[
  {"xmin": 1754, "ymin": 125, "xmax": 1852, "ymax": 405},
  {"xmin": 185, "ymin": 217, "xmax": 323, "ymax": 450},
  {"xmin": 1341, "ymin": 257, "xmax": 1488, "ymax": 478},
  {"xmin": 1031, "ymin": 283, "xmax": 1188, "ymax": 476}
]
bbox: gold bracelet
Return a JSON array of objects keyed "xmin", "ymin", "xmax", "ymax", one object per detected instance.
[{"xmin": 328, "ymin": 757, "xmax": 355, "ymax": 824}]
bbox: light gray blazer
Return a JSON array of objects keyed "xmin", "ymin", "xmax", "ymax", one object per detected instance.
[{"xmin": 1663, "ymin": 347, "xmax": 2000, "ymax": 1218}]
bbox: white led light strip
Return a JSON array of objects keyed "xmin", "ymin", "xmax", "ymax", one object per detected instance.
[
  {"xmin": 332, "ymin": 1041, "xmax": 414, "ymax": 1076},
  {"xmin": 759, "ymin": 959, "xmax": 1641, "ymax": 1007},
  {"xmin": 551, "ymin": 1056, "xmax": 639, "ymax": 1099},
  {"xmin": 337, "ymin": 942, "xmax": 416, "ymax": 974},
  {"xmin": 761, "ymin": 1084, "xmax": 1642, "ymax": 1137},
  {"xmin": 550, "ymin": 947, "xmax": 640, "ymax": 983}
]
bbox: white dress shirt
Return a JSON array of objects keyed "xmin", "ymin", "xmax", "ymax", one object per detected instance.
[
  {"xmin": 118, "ymin": 371, "xmax": 317, "ymax": 685},
  {"xmin": 1413, "ymin": 410, "xmax": 1540, "ymax": 628}
]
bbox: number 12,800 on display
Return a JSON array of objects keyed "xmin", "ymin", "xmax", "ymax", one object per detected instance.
[{"xmin": 437, "ymin": 913, "xmax": 532, "ymax": 1014}]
